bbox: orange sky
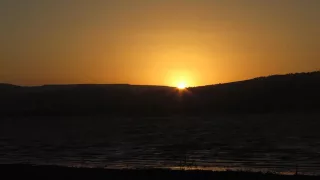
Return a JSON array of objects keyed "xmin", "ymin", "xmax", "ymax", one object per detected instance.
[{"xmin": 1, "ymin": 1, "xmax": 319, "ymax": 87}]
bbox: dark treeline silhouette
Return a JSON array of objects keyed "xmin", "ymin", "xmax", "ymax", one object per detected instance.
[{"xmin": 0, "ymin": 71, "xmax": 319, "ymax": 117}]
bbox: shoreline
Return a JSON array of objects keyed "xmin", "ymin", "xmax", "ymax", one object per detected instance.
[{"xmin": 1, "ymin": 164, "xmax": 319, "ymax": 180}]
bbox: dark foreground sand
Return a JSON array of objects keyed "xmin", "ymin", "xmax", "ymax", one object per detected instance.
[{"xmin": 0, "ymin": 165, "xmax": 319, "ymax": 180}]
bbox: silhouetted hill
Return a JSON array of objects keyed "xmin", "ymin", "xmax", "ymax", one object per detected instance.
[
  {"xmin": 0, "ymin": 83, "xmax": 20, "ymax": 89},
  {"xmin": 0, "ymin": 71, "xmax": 319, "ymax": 116}
]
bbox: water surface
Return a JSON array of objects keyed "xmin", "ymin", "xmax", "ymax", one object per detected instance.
[{"xmin": 0, "ymin": 113, "xmax": 319, "ymax": 174}]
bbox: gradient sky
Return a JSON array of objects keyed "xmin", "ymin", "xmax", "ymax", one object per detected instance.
[{"xmin": 1, "ymin": 0, "xmax": 319, "ymax": 86}]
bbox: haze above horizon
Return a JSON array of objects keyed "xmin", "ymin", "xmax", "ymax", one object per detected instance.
[{"xmin": 1, "ymin": 0, "xmax": 319, "ymax": 87}]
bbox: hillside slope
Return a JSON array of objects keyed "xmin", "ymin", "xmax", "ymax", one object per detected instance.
[{"xmin": 0, "ymin": 71, "xmax": 319, "ymax": 116}]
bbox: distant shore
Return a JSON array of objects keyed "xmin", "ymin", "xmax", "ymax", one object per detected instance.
[
  {"xmin": 1, "ymin": 71, "xmax": 319, "ymax": 117},
  {"xmin": 0, "ymin": 164, "xmax": 319, "ymax": 180}
]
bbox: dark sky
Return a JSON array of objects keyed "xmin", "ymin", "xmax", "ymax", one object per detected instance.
[{"xmin": 1, "ymin": 0, "xmax": 319, "ymax": 86}]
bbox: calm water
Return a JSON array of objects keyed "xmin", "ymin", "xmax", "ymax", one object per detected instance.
[{"xmin": 0, "ymin": 113, "xmax": 320, "ymax": 174}]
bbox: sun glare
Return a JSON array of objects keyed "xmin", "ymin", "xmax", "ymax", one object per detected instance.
[{"xmin": 177, "ymin": 82, "xmax": 186, "ymax": 90}]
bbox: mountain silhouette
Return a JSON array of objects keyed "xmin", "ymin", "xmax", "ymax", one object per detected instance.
[{"xmin": 0, "ymin": 71, "xmax": 319, "ymax": 117}]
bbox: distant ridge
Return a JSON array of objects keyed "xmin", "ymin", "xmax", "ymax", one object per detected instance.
[
  {"xmin": 1, "ymin": 71, "xmax": 319, "ymax": 88},
  {"xmin": 0, "ymin": 83, "xmax": 20, "ymax": 87},
  {"xmin": 0, "ymin": 71, "xmax": 319, "ymax": 116},
  {"xmin": 195, "ymin": 71, "xmax": 320, "ymax": 88},
  {"xmin": 0, "ymin": 83, "xmax": 21, "ymax": 91}
]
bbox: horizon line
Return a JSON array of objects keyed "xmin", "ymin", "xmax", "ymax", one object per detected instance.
[{"xmin": 1, "ymin": 70, "xmax": 319, "ymax": 88}]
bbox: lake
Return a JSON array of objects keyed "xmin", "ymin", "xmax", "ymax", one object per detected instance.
[{"xmin": 0, "ymin": 113, "xmax": 319, "ymax": 175}]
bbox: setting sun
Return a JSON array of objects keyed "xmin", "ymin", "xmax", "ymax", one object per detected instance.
[{"xmin": 177, "ymin": 82, "xmax": 187, "ymax": 89}]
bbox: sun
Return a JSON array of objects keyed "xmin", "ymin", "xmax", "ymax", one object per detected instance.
[{"xmin": 177, "ymin": 82, "xmax": 187, "ymax": 90}]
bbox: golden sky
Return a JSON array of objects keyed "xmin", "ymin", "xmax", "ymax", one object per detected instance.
[{"xmin": 1, "ymin": 0, "xmax": 319, "ymax": 87}]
